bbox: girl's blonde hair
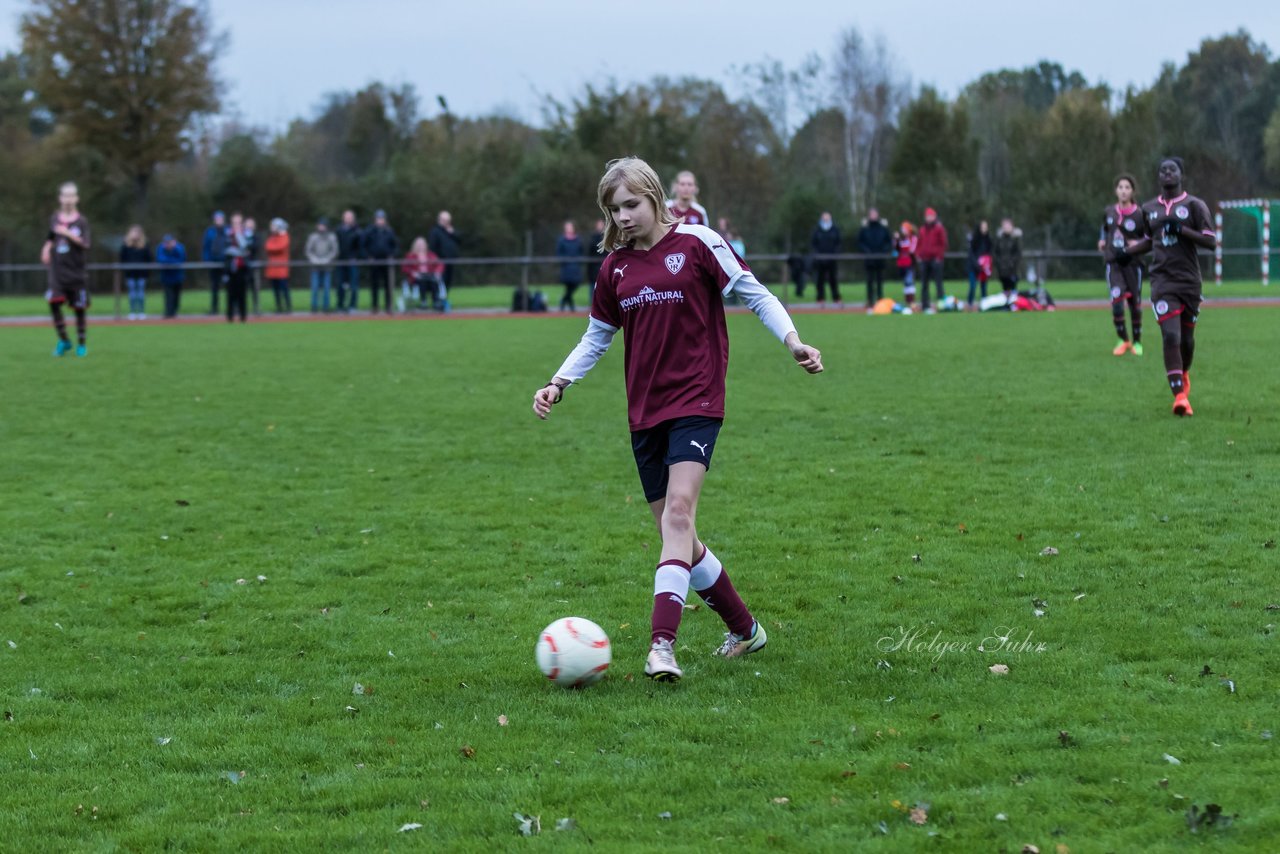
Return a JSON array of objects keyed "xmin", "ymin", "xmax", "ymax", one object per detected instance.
[
  {"xmin": 125, "ymin": 225, "xmax": 146, "ymax": 248},
  {"xmin": 596, "ymin": 157, "xmax": 677, "ymax": 252}
]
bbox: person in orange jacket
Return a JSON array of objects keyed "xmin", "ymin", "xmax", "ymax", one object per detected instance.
[{"xmin": 265, "ymin": 218, "xmax": 292, "ymax": 313}]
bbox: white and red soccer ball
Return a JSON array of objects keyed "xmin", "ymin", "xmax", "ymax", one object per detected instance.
[{"xmin": 536, "ymin": 617, "xmax": 611, "ymax": 688}]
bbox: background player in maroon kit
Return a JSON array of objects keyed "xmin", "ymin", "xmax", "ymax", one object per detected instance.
[
  {"xmin": 41, "ymin": 181, "xmax": 91, "ymax": 357},
  {"xmin": 665, "ymin": 170, "xmax": 709, "ymax": 226},
  {"xmin": 533, "ymin": 157, "xmax": 823, "ymax": 682},
  {"xmin": 1125, "ymin": 157, "xmax": 1216, "ymax": 416},
  {"xmin": 1099, "ymin": 174, "xmax": 1147, "ymax": 356}
]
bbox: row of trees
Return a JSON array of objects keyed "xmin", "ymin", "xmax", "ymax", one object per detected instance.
[{"xmin": 2, "ymin": 0, "xmax": 1278, "ymax": 290}]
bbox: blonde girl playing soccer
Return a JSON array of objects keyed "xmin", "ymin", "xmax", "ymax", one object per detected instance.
[{"xmin": 532, "ymin": 157, "xmax": 823, "ymax": 681}]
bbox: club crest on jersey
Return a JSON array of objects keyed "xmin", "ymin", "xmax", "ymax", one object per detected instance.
[
  {"xmin": 1124, "ymin": 219, "xmax": 1136, "ymax": 231},
  {"xmin": 1175, "ymin": 205, "xmax": 1189, "ymax": 220},
  {"xmin": 664, "ymin": 253, "xmax": 686, "ymax": 275},
  {"xmin": 1155, "ymin": 299, "xmax": 1170, "ymax": 315}
]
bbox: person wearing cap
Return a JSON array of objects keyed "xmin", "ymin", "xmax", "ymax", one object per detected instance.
[
  {"xmin": 156, "ymin": 233, "xmax": 187, "ymax": 319},
  {"xmin": 265, "ymin": 218, "xmax": 292, "ymax": 313},
  {"xmin": 305, "ymin": 217, "xmax": 339, "ymax": 312},
  {"xmin": 363, "ymin": 209, "xmax": 399, "ymax": 314},
  {"xmin": 916, "ymin": 207, "xmax": 949, "ymax": 314},
  {"xmin": 202, "ymin": 210, "xmax": 227, "ymax": 314}
]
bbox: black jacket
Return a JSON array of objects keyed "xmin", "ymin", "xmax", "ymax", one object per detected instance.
[
  {"xmin": 856, "ymin": 219, "xmax": 893, "ymax": 257},
  {"xmin": 363, "ymin": 225, "xmax": 399, "ymax": 260},
  {"xmin": 993, "ymin": 230, "xmax": 1022, "ymax": 279},
  {"xmin": 429, "ymin": 224, "xmax": 461, "ymax": 259},
  {"xmin": 811, "ymin": 224, "xmax": 841, "ymax": 256},
  {"xmin": 968, "ymin": 231, "xmax": 993, "ymax": 259},
  {"xmin": 119, "ymin": 245, "xmax": 152, "ymax": 279},
  {"xmin": 336, "ymin": 224, "xmax": 363, "ymax": 260}
]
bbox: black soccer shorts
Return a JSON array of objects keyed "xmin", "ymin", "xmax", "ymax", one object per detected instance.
[{"xmin": 630, "ymin": 415, "xmax": 723, "ymax": 503}]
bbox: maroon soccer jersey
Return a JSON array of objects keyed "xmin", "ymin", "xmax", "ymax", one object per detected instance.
[
  {"xmin": 591, "ymin": 224, "xmax": 747, "ymax": 431},
  {"xmin": 665, "ymin": 200, "xmax": 709, "ymax": 227},
  {"xmin": 1101, "ymin": 202, "xmax": 1145, "ymax": 263},
  {"xmin": 1141, "ymin": 193, "xmax": 1213, "ymax": 294}
]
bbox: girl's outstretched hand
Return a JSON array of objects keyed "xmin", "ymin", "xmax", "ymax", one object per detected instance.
[
  {"xmin": 787, "ymin": 336, "xmax": 824, "ymax": 374},
  {"xmin": 532, "ymin": 383, "xmax": 563, "ymax": 419}
]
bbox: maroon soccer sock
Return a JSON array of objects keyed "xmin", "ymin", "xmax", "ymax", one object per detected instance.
[
  {"xmin": 1129, "ymin": 299, "xmax": 1142, "ymax": 343},
  {"xmin": 651, "ymin": 558, "xmax": 691, "ymax": 645},
  {"xmin": 691, "ymin": 547, "xmax": 755, "ymax": 637},
  {"xmin": 50, "ymin": 304, "xmax": 69, "ymax": 343},
  {"xmin": 74, "ymin": 309, "xmax": 87, "ymax": 345}
]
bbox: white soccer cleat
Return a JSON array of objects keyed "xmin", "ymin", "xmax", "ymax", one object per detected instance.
[
  {"xmin": 644, "ymin": 639, "xmax": 682, "ymax": 682},
  {"xmin": 714, "ymin": 621, "xmax": 768, "ymax": 658}
]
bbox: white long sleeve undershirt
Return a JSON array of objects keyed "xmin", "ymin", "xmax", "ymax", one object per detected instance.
[
  {"xmin": 551, "ymin": 273, "xmax": 798, "ymax": 385},
  {"xmin": 727, "ymin": 271, "xmax": 797, "ymax": 343},
  {"xmin": 553, "ymin": 316, "xmax": 617, "ymax": 383}
]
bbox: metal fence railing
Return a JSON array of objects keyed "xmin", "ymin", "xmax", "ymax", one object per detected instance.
[{"xmin": 0, "ymin": 248, "xmax": 1271, "ymax": 318}]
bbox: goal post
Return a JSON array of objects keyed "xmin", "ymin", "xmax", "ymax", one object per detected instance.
[{"xmin": 1216, "ymin": 199, "xmax": 1273, "ymax": 286}]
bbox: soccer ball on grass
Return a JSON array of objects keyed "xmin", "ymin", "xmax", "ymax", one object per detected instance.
[{"xmin": 536, "ymin": 617, "xmax": 611, "ymax": 688}]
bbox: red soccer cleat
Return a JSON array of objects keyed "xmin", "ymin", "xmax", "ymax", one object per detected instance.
[
  {"xmin": 1182, "ymin": 371, "xmax": 1190, "ymax": 396},
  {"xmin": 1172, "ymin": 394, "xmax": 1193, "ymax": 417}
]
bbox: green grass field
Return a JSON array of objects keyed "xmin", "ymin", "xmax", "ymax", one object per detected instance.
[
  {"xmin": 0, "ymin": 278, "xmax": 1274, "ymax": 319},
  {"xmin": 2, "ymin": 308, "xmax": 1277, "ymax": 850}
]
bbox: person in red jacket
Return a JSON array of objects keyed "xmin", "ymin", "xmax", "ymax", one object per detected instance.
[
  {"xmin": 402, "ymin": 236, "xmax": 448, "ymax": 312},
  {"xmin": 916, "ymin": 207, "xmax": 948, "ymax": 314},
  {"xmin": 894, "ymin": 222, "xmax": 918, "ymax": 309}
]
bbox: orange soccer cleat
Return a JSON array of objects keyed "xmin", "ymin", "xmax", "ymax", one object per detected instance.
[
  {"xmin": 1182, "ymin": 371, "xmax": 1190, "ymax": 396},
  {"xmin": 1112, "ymin": 340, "xmax": 1131, "ymax": 356},
  {"xmin": 1172, "ymin": 393, "xmax": 1194, "ymax": 417}
]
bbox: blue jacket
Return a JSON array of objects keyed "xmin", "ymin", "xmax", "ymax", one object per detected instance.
[
  {"xmin": 202, "ymin": 225, "xmax": 226, "ymax": 261},
  {"xmin": 157, "ymin": 242, "xmax": 187, "ymax": 285},
  {"xmin": 556, "ymin": 236, "xmax": 584, "ymax": 284}
]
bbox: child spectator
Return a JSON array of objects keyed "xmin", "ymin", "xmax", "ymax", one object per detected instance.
[
  {"xmin": 120, "ymin": 225, "xmax": 152, "ymax": 320},
  {"xmin": 156, "ymin": 234, "xmax": 186, "ymax": 319},
  {"xmin": 894, "ymin": 222, "xmax": 918, "ymax": 310}
]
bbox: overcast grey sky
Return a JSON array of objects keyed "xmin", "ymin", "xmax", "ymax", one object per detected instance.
[{"xmin": 2, "ymin": 0, "xmax": 1277, "ymax": 129}]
